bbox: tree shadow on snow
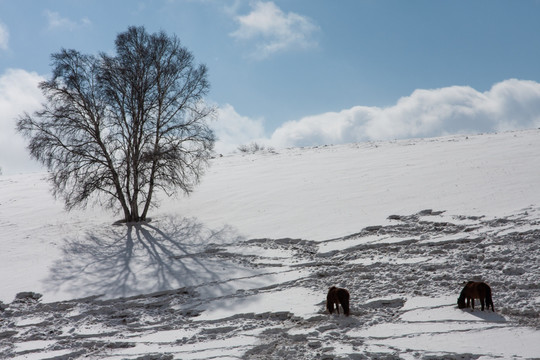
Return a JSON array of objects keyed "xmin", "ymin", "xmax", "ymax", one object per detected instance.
[{"xmin": 45, "ymin": 216, "xmax": 259, "ymax": 300}]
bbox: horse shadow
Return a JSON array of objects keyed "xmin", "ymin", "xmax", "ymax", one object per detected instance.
[
  {"xmin": 45, "ymin": 215, "xmax": 254, "ymax": 301},
  {"xmin": 460, "ymin": 308, "xmax": 507, "ymax": 323}
]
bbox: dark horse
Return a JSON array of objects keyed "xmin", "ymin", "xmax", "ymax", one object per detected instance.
[
  {"xmin": 326, "ymin": 286, "xmax": 350, "ymax": 316},
  {"xmin": 457, "ymin": 281, "xmax": 494, "ymax": 311}
]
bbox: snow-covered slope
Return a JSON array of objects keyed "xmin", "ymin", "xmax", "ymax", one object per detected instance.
[
  {"xmin": 165, "ymin": 130, "xmax": 540, "ymax": 241},
  {"xmin": 1, "ymin": 129, "xmax": 540, "ymax": 359}
]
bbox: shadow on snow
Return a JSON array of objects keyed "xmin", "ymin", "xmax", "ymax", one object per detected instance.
[
  {"xmin": 45, "ymin": 216, "xmax": 256, "ymax": 300},
  {"xmin": 460, "ymin": 308, "xmax": 507, "ymax": 323}
]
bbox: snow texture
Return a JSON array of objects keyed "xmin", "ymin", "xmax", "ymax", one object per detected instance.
[{"xmin": 1, "ymin": 129, "xmax": 540, "ymax": 359}]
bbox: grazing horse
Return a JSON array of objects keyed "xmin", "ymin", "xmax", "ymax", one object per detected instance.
[
  {"xmin": 457, "ymin": 281, "xmax": 494, "ymax": 311},
  {"xmin": 326, "ymin": 286, "xmax": 350, "ymax": 316}
]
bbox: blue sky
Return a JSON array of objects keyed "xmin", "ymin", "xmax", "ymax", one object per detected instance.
[{"xmin": 2, "ymin": 0, "xmax": 540, "ymax": 174}]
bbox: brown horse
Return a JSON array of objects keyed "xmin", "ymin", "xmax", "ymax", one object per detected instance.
[
  {"xmin": 457, "ymin": 281, "xmax": 494, "ymax": 311},
  {"xmin": 326, "ymin": 286, "xmax": 350, "ymax": 316}
]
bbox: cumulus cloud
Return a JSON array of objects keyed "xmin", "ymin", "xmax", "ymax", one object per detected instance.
[
  {"xmin": 268, "ymin": 79, "xmax": 540, "ymax": 148},
  {"xmin": 230, "ymin": 1, "xmax": 319, "ymax": 59},
  {"xmin": 0, "ymin": 69, "xmax": 45, "ymax": 174},
  {"xmin": 5, "ymin": 76, "xmax": 540, "ymax": 172},
  {"xmin": 213, "ymin": 104, "xmax": 266, "ymax": 154},
  {"xmin": 0, "ymin": 22, "xmax": 8, "ymax": 50},
  {"xmin": 45, "ymin": 10, "xmax": 91, "ymax": 30}
]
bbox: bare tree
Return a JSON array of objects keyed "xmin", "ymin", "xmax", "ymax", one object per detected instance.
[{"xmin": 17, "ymin": 26, "xmax": 215, "ymax": 222}]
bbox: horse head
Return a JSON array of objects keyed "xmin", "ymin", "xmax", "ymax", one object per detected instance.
[{"xmin": 457, "ymin": 295, "xmax": 467, "ymax": 308}]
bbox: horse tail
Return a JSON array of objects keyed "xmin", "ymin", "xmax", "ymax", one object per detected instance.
[
  {"xmin": 342, "ymin": 297, "xmax": 350, "ymax": 316},
  {"xmin": 337, "ymin": 288, "xmax": 350, "ymax": 316},
  {"xmin": 486, "ymin": 285, "xmax": 494, "ymax": 311}
]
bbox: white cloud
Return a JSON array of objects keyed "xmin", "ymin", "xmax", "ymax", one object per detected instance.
[
  {"xmin": 230, "ymin": 1, "xmax": 319, "ymax": 59},
  {"xmin": 0, "ymin": 22, "xmax": 8, "ymax": 50},
  {"xmin": 0, "ymin": 69, "xmax": 45, "ymax": 174},
  {"xmin": 5, "ymin": 76, "xmax": 540, "ymax": 173},
  {"xmin": 213, "ymin": 104, "xmax": 266, "ymax": 154},
  {"xmin": 45, "ymin": 10, "xmax": 91, "ymax": 30},
  {"xmin": 268, "ymin": 79, "xmax": 540, "ymax": 148}
]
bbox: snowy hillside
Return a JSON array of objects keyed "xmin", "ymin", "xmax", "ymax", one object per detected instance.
[{"xmin": 1, "ymin": 129, "xmax": 540, "ymax": 359}]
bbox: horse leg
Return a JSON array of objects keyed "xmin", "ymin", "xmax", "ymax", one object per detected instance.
[
  {"xmin": 336, "ymin": 302, "xmax": 340, "ymax": 315},
  {"xmin": 480, "ymin": 298, "xmax": 485, "ymax": 311},
  {"xmin": 470, "ymin": 298, "xmax": 475, "ymax": 310}
]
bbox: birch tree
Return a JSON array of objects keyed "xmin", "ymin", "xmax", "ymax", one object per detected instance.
[{"xmin": 17, "ymin": 26, "xmax": 215, "ymax": 222}]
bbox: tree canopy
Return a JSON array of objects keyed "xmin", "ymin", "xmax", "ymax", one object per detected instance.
[{"xmin": 17, "ymin": 26, "xmax": 216, "ymax": 222}]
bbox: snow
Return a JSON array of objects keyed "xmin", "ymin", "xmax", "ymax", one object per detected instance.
[
  {"xmin": 166, "ymin": 131, "xmax": 540, "ymax": 241},
  {"xmin": 1, "ymin": 129, "xmax": 540, "ymax": 359},
  {"xmin": 196, "ymin": 287, "xmax": 321, "ymax": 321}
]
